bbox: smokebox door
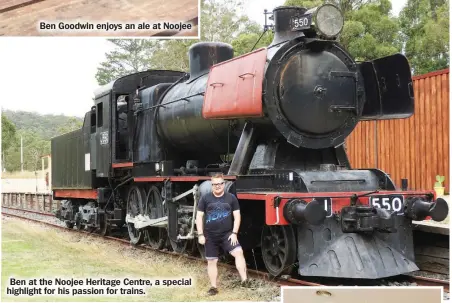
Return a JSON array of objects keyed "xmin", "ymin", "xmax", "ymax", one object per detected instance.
[{"xmin": 359, "ymin": 53, "xmax": 414, "ymax": 120}]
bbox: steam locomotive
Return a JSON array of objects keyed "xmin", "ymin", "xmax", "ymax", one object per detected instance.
[{"xmin": 52, "ymin": 4, "xmax": 449, "ymax": 279}]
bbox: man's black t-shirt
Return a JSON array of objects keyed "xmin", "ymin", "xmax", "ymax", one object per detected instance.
[{"xmin": 197, "ymin": 192, "xmax": 240, "ymax": 237}]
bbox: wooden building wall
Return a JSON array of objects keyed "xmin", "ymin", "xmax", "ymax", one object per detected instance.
[{"xmin": 346, "ymin": 69, "xmax": 450, "ymax": 193}]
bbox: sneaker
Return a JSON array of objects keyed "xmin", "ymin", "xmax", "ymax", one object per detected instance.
[{"xmin": 207, "ymin": 287, "xmax": 218, "ymax": 296}]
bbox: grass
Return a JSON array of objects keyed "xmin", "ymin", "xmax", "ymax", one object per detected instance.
[{"xmin": 1, "ymin": 217, "xmax": 280, "ymax": 302}]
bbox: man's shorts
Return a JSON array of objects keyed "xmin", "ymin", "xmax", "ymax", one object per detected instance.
[{"xmin": 205, "ymin": 232, "xmax": 241, "ymax": 260}]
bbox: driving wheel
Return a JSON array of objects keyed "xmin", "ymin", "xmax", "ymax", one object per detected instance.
[
  {"xmin": 126, "ymin": 185, "xmax": 145, "ymax": 245},
  {"xmin": 144, "ymin": 186, "xmax": 168, "ymax": 249},
  {"xmin": 261, "ymin": 225, "xmax": 297, "ymax": 276}
]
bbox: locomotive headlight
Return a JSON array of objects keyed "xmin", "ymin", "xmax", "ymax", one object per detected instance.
[{"xmin": 306, "ymin": 4, "xmax": 344, "ymax": 38}]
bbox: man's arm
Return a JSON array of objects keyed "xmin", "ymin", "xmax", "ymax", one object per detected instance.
[
  {"xmin": 196, "ymin": 196, "xmax": 205, "ymax": 235},
  {"xmin": 196, "ymin": 211, "xmax": 204, "ymax": 235},
  {"xmin": 232, "ymin": 210, "xmax": 241, "ymax": 234}
]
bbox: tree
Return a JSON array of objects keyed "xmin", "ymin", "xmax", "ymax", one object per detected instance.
[
  {"xmin": 148, "ymin": 40, "xmax": 196, "ymax": 72},
  {"xmin": 95, "ymin": 39, "xmax": 160, "ymax": 85},
  {"xmin": 2, "ymin": 110, "xmax": 81, "ymax": 172},
  {"xmin": 399, "ymin": 0, "xmax": 449, "ymax": 75},
  {"xmin": 57, "ymin": 117, "xmax": 83, "ymax": 135},
  {"xmin": 284, "ymin": 0, "xmax": 401, "ymax": 61},
  {"xmin": 95, "ymin": 0, "xmax": 266, "ymax": 84},
  {"xmin": 201, "ymin": 0, "xmax": 262, "ymax": 43},
  {"xmin": 1, "ymin": 113, "xmax": 17, "ymax": 152},
  {"xmin": 231, "ymin": 31, "xmax": 273, "ymax": 56}
]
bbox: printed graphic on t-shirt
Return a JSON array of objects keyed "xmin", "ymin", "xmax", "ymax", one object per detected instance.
[
  {"xmin": 205, "ymin": 202, "xmax": 231, "ymax": 224},
  {"xmin": 197, "ymin": 192, "xmax": 240, "ymax": 236}
]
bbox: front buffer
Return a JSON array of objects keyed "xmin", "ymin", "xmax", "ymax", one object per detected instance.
[{"xmin": 266, "ymin": 191, "xmax": 448, "ymax": 279}]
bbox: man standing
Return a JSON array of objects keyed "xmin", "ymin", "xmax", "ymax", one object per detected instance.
[{"xmin": 196, "ymin": 173, "xmax": 250, "ymax": 296}]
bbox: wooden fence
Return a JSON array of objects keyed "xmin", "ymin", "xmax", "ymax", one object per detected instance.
[
  {"xmin": 346, "ymin": 69, "xmax": 450, "ymax": 193},
  {"xmin": 2, "ymin": 192, "xmax": 58, "ymax": 213}
]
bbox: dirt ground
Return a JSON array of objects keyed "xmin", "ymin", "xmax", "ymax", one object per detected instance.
[
  {"xmin": 1, "ymin": 216, "xmax": 280, "ymax": 302},
  {"xmin": 0, "ymin": 0, "xmax": 198, "ymax": 36}
]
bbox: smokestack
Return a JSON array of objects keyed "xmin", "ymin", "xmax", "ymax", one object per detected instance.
[
  {"xmin": 188, "ymin": 42, "xmax": 233, "ymax": 81},
  {"xmin": 270, "ymin": 6, "xmax": 307, "ymax": 46}
]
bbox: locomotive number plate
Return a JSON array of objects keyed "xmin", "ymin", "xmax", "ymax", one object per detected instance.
[
  {"xmin": 369, "ymin": 195, "xmax": 404, "ymax": 213},
  {"xmin": 100, "ymin": 131, "xmax": 109, "ymax": 145},
  {"xmin": 290, "ymin": 14, "xmax": 312, "ymax": 31},
  {"xmin": 315, "ymin": 197, "xmax": 333, "ymax": 217}
]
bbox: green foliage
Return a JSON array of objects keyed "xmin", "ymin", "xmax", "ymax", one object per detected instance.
[
  {"xmin": 95, "ymin": 40, "xmax": 160, "ymax": 85},
  {"xmin": 284, "ymin": 0, "xmax": 323, "ymax": 10},
  {"xmin": 201, "ymin": 0, "xmax": 261, "ymax": 43},
  {"xmin": 57, "ymin": 117, "xmax": 83, "ymax": 135},
  {"xmin": 2, "ymin": 110, "xmax": 83, "ymax": 140},
  {"xmin": 2, "ymin": 110, "xmax": 83, "ymax": 172},
  {"xmin": 232, "ymin": 31, "xmax": 274, "ymax": 56},
  {"xmin": 399, "ymin": 0, "xmax": 449, "ymax": 75},
  {"xmin": 95, "ymin": 0, "xmax": 268, "ymax": 85},
  {"xmin": 435, "ymin": 175, "xmax": 445, "ymax": 187},
  {"xmin": 1, "ymin": 114, "xmax": 17, "ymax": 152},
  {"xmin": 148, "ymin": 40, "xmax": 196, "ymax": 72}
]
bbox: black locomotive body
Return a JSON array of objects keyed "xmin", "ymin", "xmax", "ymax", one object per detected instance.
[{"xmin": 52, "ymin": 5, "xmax": 449, "ymax": 279}]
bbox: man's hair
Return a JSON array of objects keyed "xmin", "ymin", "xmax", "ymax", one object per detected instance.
[{"xmin": 211, "ymin": 173, "xmax": 224, "ymax": 179}]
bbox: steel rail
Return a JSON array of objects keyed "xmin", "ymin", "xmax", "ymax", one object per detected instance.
[
  {"xmin": 2, "ymin": 206, "xmax": 54, "ymax": 217},
  {"xmin": 407, "ymin": 275, "xmax": 450, "ymax": 292}
]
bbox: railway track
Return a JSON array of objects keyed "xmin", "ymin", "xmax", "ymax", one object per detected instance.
[
  {"xmin": 2, "ymin": 206, "xmax": 449, "ymax": 292},
  {"xmin": 1, "ymin": 207, "xmax": 319, "ymax": 288}
]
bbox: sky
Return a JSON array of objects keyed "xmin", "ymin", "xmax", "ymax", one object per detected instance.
[{"xmin": 0, "ymin": 0, "xmax": 408, "ymax": 118}]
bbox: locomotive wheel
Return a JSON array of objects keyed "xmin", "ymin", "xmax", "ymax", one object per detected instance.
[
  {"xmin": 126, "ymin": 185, "xmax": 145, "ymax": 245},
  {"xmin": 261, "ymin": 225, "xmax": 297, "ymax": 277},
  {"xmin": 144, "ymin": 186, "xmax": 167, "ymax": 250}
]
